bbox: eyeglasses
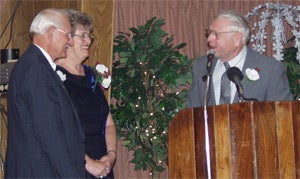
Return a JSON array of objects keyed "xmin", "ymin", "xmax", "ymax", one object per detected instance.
[
  {"xmin": 205, "ymin": 29, "xmax": 238, "ymax": 39},
  {"xmin": 55, "ymin": 28, "xmax": 72, "ymax": 40},
  {"xmin": 73, "ymin": 33, "xmax": 95, "ymax": 41}
]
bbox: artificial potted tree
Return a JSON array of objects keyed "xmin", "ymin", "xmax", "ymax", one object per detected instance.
[{"xmin": 111, "ymin": 17, "xmax": 192, "ymax": 178}]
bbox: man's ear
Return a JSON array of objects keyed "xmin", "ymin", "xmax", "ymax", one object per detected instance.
[
  {"xmin": 46, "ymin": 26, "xmax": 56, "ymax": 38},
  {"xmin": 233, "ymin": 32, "xmax": 243, "ymax": 47}
]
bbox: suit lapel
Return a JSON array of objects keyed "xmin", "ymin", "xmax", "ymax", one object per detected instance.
[{"xmin": 32, "ymin": 45, "xmax": 85, "ymax": 138}]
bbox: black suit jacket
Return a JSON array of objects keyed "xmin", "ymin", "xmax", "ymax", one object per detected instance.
[{"xmin": 5, "ymin": 45, "xmax": 86, "ymax": 178}]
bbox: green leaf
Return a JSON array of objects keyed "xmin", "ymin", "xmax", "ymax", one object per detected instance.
[
  {"xmin": 130, "ymin": 39, "xmax": 135, "ymax": 51},
  {"xmin": 175, "ymin": 42, "xmax": 187, "ymax": 49},
  {"xmin": 120, "ymin": 58, "xmax": 128, "ymax": 64}
]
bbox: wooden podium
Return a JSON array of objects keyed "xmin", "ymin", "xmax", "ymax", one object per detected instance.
[{"xmin": 168, "ymin": 101, "xmax": 300, "ymax": 178}]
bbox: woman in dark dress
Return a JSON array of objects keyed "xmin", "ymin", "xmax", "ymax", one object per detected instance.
[{"xmin": 55, "ymin": 9, "xmax": 116, "ymax": 178}]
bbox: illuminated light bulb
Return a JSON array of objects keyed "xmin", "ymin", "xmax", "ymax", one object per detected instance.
[
  {"xmin": 162, "ymin": 107, "xmax": 165, "ymax": 111},
  {"xmin": 153, "ymin": 75, "xmax": 155, "ymax": 78},
  {"xmin": 176, "ymin": 91, "xmax": 179, "ymax": 95},
  {"xmin": 135, "ymin": 104, "xmax": 139, "ymax": 107},
  {"xmin": 150, "ymin": 112, "xmax": 153, "ymax": 116},
  {"xmin": 138, "ymin": 96, "xmax": 141, "ymax": 100}
]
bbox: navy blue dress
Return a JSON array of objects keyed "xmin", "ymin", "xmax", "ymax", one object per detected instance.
[{"xmin": 56, "ymin": 65, "xmax": 114, "ymax": 178}]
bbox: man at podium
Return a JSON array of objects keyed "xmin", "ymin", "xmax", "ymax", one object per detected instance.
[{"xmin": 185, "ymin": 10, "xmax": 293, "ymax": 108}]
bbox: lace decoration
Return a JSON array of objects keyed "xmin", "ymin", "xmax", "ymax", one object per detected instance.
[{"xmin": 246, "ymin": 3, "xmax": 300, "ymax": 62}]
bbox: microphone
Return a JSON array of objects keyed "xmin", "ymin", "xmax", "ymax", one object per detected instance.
[
  {"xmin": 227, "ymin": 67, "xmax": 244, "ymax": 101},
  {"xmin": 203, "ymin": 49, "xmax": 215, "ymax": 107},
  {"xmin": 227, "ymin": 67, "xmax": 259, "ymax": 102},
  {"xmin": 206, "ymin": 49, "xmax": 215, "ymax": 76}
]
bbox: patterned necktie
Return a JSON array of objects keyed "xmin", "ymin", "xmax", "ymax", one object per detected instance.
[{"xmin": 219, "ymin": 62, "xmax": 231, "ymax": 104}]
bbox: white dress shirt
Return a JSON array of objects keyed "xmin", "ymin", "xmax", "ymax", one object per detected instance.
[
  {"xmin": 213, "ymin": 46, "xmax": 247, "ymax": 105},
  {"xmin": 34, "ymin": 44, "xmax": 57, "ymax": 71}
]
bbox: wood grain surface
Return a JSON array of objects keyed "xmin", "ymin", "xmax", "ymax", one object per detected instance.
[{"xmin": 169, "ymin": 101, "xmax": 300, "ymax": 178}]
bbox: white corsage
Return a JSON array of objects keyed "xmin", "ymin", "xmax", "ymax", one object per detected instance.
[
  {"xmin": 94, "ymin": 64, "xmax": 111, "ymax": 89},
  {"xmin": 101, "ymin": 75, "xmax": 112, "ymax": 89},
  {"xmin": 56, "ymin": 70, "xmax": 66, "ymax": 81},
  {"xmin": 245, "ymin": 68, "xmax": 260, "ymax": 81}
]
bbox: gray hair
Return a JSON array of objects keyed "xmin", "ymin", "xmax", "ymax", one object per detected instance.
[
  {"xmin": 216, "ymin": 10, "xmax": 250, "ymax": 44},
  {"xmin": 65, "ymin": 9, "xmax": 93, "ymax": 34},
  {"xmin": 30, "ymin": 8, "xmax": 68, "ymax": 35}
]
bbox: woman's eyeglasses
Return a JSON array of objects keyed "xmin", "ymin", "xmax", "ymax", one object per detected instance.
[{"xmin": 73, "ymin": 33, "xmax": 95, "ymax": 41}]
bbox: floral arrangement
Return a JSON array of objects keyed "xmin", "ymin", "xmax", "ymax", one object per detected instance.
[
  {"xmin": 94, "ymin": 63, "xmax": 111, "ymax": 89},
  {"xmin": 245, "ymin": 68, "xmax": 260, "ymax": 81}
]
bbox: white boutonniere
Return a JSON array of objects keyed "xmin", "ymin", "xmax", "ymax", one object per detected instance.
[
  {"xmin": 56, "ymin": 70, "xmax": 66, "ymax": 81},
  {"xmin": 245, "ymin": 68, "xmax": 260, "ymax": 81}
]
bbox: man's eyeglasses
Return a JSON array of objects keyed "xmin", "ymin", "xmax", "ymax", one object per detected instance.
[
  {"xmin": 205, "ymin": 29, "xmax": 238, "ymax": 39},
  {"xmin": 55, "ymin": 28, "xmax": 72, "ymax": 40},
  {"xmin": 73, "ymin": 33, "xmax": 95, "ymax": 41}
]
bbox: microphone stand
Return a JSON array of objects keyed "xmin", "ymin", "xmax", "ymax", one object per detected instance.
[
  {"xmin": 242, "ymin": 96, "xmax": 259, "ymax": 102},
  {"xmin": 238, "ymin": 95, "xmax": 243, "ymax": 103},
  {"xmin": 203, "ymin": 73, "xmax": 212, "ymax": 179},
  {"xmin": 238, "ymin": 93, "xmax": 258, "ymax": 103}
]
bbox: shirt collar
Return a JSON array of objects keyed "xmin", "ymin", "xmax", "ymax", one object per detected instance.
[
  {"xmin": 34, "ymin": 44, "xmax": 57, "ymax": 71},
  {"xmin": 227, "ymin": 46, "xmax": 247, "ymax": 69}
]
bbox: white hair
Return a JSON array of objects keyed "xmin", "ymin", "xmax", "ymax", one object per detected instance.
[
  {"xmin": 30, "ymin": 8, "xmax": 68, "ymax": 35},
  {"xmin": 217, "ymin": 10, "xmax": 250, "ymax": 44}
]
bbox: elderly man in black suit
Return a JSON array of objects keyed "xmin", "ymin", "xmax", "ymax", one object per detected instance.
[
  {"xmin": 186, "ymin": 10, "xmax": 293, "ymax": 108},
  {"xmin": 5, "ymin": 8, "xmax": 86, "ymax": 178}
]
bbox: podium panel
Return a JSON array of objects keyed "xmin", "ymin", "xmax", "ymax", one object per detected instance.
[{"xmin": 168, "ymin": 101, "xmax": 300, "ymax": 178}]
